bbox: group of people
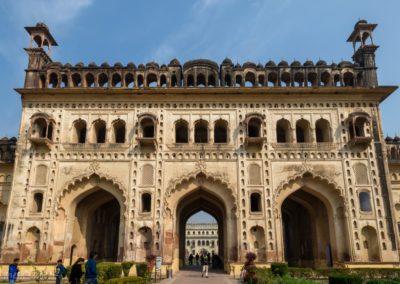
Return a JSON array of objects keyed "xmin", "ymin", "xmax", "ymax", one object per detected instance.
[
  {"xmin": 187, "ymin": 252, "xmax": 223, "ymax": 278},
  {"xmin": 8, "ymin": 252, "xmax": 99, "ymax": 284}
]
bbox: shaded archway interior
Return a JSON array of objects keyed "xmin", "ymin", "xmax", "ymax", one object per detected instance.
[
  {"xmin": 282, "ymin": 189, "xmax": 331, "ymax": 268},
  {"xmin": 72, "ymin": 188, "xmax": 120, "ymax": 262},
  {"xmin": 177, "ymin": 188, "xmax": 225, "ymax": 267}
]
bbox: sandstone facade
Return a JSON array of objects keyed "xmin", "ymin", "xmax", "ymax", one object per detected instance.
[{"xmin": 0, "ymin": 20, "xmax": 399, "ymax": 271}]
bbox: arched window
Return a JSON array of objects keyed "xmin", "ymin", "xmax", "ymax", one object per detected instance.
[
  {"xmin": 214, "ymin": 120, "xmax": 228, "ymax": 143},
  {"xmin": 61, "ymin": 74, "xmax": 68, "ymax": 88},
  {"xmin": 235, "ymin": 75, "xmax": 243, "ymax": 87},
  {"xmin": 125, "ymin": 73, "xmax": 134, "ymax": 87},
  {"xmin": 73, "ymin": 120, "xmax": 86, "ymax": 143},
  {"xmin": 112, "ymin": 73, "xmax": 122, "ymax": 87},
  {"xmin": 202, "ymin": 240, "xmax": 205, "ymax": 246},
  {"xmin": 71, "ymin": 73, "xmax": 81, "ymax": 87},
  {"xmin": 281, "ymin": 72, "xmax": 290, "ymax": 86},
  {"xmin": 147, "ymin": 73, "xmax": 158, "ymax": 87},
  {"xmin": 175, "ymin": 120, "xmax": 188, "ymax": 143},
  {"xmin": 198, "ymin": 240, "xmax": 201, "ymax": 246},
  {"xmin": 32, "ymin": 193, "xmax": 43, "ymax": 213},
  {"xmin": 359, "ymin": 192, "xmax": 372, "ymax": 212},
  {"xmin": 197, "ymin": 74, "xmax": 206, "ymax": 87},
  {"xmin": 142, "ymin": 164, "xmax": 154, "ymax": 185},
  {"xmin": 248, "ymin": 118, "xmax": 261, "ymax": 138},
  {"xmin": 160, "ymin": 75, "xmax": 167, "ymax": 87},
  {"xmin": 321, "ymin": 71, "xmax": 331, "ymax": 86},
  {"xmin": 249, "ymin": 164, "xmax": 261, "ymax": 185},
  {"xmin": 98, "ymin": 73, "xmax": 108, "ymax": 87},
  {"xmin": 245, "ymin": 72, "xmax": 256, "ymax": 87},
  {"xmin": 195, "ymin": 120, "xmax": 208, "ymax": 143},
  {"xmin": 142, "ymin": 193, "xmax": 151, "ymax": 213},
  {"xmin": 187, "ymin": 74, "xmax": 194, "ymax": 87},
  {"xmin": 113, "ymin": 120, "xmax": 126, "ymax": 143},
  {"xmin": 276, "ymin": 119, "xmax": 291, "ymax": 143},
  {"xmin": 137, "ymin": 74, "xmax": 144, "ymax": 87},
  {"xmin": 294, "ymin": 72, "xmax": 304, "ymax": 87},
  {"xmin": 268, "ymin": 72, "xmax": 278, "ymax": 87},
  {"xmin": 31, "ymin": 118, "xmax": 47, "ymax": 138},
  {"xmin": 307, "ymin": 72, "xmax": 317, "ymax": 87},
  {"xmin": 93, "ymin": 120, "xmax": 106, "ymax": 143},
  {"xmin": 206, "ymin": 240, "xmax": 209, "ymax": 246},
  {"xmin": 250, "ymin": 193, "xmax": 261, "ymax": 212},
  {"xmin": 343, "ymin": 72, "xmax": 354, "ymax": 87},
  {"xmin": 171, "ymin": 75, "xmax": 177, "ymax": 87},
  {"xmin": 139, "ymin": 117, "xmax": 154, "ymax": 138},
  {"xmin": 315, "ymin": 118, "xmax": 331, "ymax": 142},
  {"xmin": 49, "ymin": 73, "xmax": 58, "ymax": 88},
  {"xmin": 85, "ymin": 73, "xmax": 95, "ymax": 87},
  {"xmin": 208, "ymin": 74, "xmax": 216, "ymax": 87},
  {"xmin": 296, "ymin": 119, "xmax": 311, "ymax": 143},
  {"xmin": 26, "ymin": 227, "xmax": 40, "ymax": 262},
  {"xmin": 35, "ymin": 165, "xmax": 48, "ymax": 185},
  {"xmin": 224, "ymin": 74, "xmax": 231, "ymax": 87},
  {"xmin": 187, "ymin": 241, "xmax": 190, "ymax": 246}
]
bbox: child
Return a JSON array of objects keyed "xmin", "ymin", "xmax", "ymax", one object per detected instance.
[
  {"xmin": 55, "ymin": 259, "xmax": 67, "ymax": 284},
  {"xmin": 8, "ymin": 258, "xmax": 19, "ymax": 284}
]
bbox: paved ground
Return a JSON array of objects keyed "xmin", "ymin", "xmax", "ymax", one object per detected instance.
[{"xmin": 160, "ymin": 266, "xmax": 240, "ymax": 284}]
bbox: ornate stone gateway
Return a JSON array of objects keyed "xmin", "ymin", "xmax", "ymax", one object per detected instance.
[{"xmin": 0, "ymin": 20, "xmax": 399, "ymax": 272}]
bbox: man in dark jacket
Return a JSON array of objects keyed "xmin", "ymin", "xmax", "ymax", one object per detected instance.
[
  {"xmin": 85, "ymin": 252, "xmax": 98, "ymax": 284},
  {"xmin": 8, "ymin": 258, "xmax": 19, "ymax": 284}
]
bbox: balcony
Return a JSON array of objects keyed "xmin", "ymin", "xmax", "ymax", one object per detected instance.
[
  {"xmin": 244, "ymin": 137, "xmax": 265, "ymax": 149},
  {"xmin": 348, "ymin": 136, "xmax": 372, "ymax": 149},
  {"xmin": 29, "ymin": 137, "xmax": 53, "ymax": 149},
  {"xmin": 136, "ymin": 137, "xmax": 157, "ymax": 151}
]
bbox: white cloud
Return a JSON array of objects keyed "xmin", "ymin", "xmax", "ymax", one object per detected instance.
[{"xmin": 8, "ymin": 0, "xmax": 93, "ymax": 28}]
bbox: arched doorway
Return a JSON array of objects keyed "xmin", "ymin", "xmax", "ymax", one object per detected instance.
[
  {"xmin": 54, "ymin": 174, "xmax": 126, "ymax": 264},
  {"xmin": 276, "ymin": 172, "xmax": 350, "ymax": 268},
  {"xmin": 177, "ymin": 189, "xmax": 225, "ymax": 268},
  {"xmin": 282, "ymin": 189, "xmax": 331, "ymax": 267},
  {"xmin": 163, "ymin": 172, "xmax": 237, "ymax": 271},
  {"xmin": 71, "ymin": 189, "xmax": 120, "ymax": 261}
]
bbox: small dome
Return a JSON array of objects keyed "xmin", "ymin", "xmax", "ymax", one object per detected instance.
[
  {"xmin": 127, "ymin": 62, "xmax": 136, "ymax": 68},
  {"xmin": 88, "ymin": 62, "xmax": 97, "ymax": 67},
  {"xmin": 243, "ymin": 62, "xmax": 256, "ymax": 69},
  {"xmin": 353, "ymin": 62, "xmax": 360, "ymax": 67},
  {"xmin": 331, "ymin": 62, "xmax": 337, "ymax": 68},
  {"xmin": 257, "ymin": 63, "xmax": 264, "ymax": 69},
  {"xmin": 36, "ymin": 22, "xmax": 49, "ymax": 30},
  {"xmin": 291, "ymin": 61, "xmax": 301, "ymax": 67},
  {"xmin": 234, "ymin": 63, "xmax": 242, "ymax": 69},
  {"xmin": 303, "ymin": 60, "xmax": 314, "ymax": 67},
  {"xmin": 114, "ymin": 62, "xmax": 123, "ymax": 67},
  {"xmin": 9, "ymin": 137, "xmax": 17, "ymax": 142},
  {"xmin": 75, "ymin": 62, "xmax": 84, "ymax": 67},
  {"xmin": 338, "ymin": 61, "xmax": 352, "ymax": 68},
  {"xmin": 278, "ymin": 60, "xmax": 288, "ymax": 67},
  {"xmin": 1, "ymin": 137, "xmax": 8, "ymax": 141},
  {"xmin": 222, "ymin": 58, "xmax": 233, "ymax": 65},
  {"xmin": 265, "ymin": 60, "xmax": 276, "ymax": 67},
  {"xmin": 394, "ymin": 136, "xmax": 400, "ymax": 143},
  {"xmin": 385, "ymin": 136, "xmax": 393, "ymax": 143},
  {"xmin": 355, "ymin": 19, "xmax": 368, "ymax": 29},
  {"xmin": 160, "ymin": 64, "xmax": 168, "ymax": 70},
  {"xmin": 101, "ymin": 62, "xmax": 110, "ymax": 67},
  {"xmin": 138, "ymin": 64, "xmax": 145, "ymax": 69},
  {"xmin": 169, "ymin": 58, "xmax": 181, "ymax": 65},
  {"xmin": 64, "ymin": 63, "xmax": 72, "ymax": 67},
  {"xmin": 146, "ymin": 62, "xmax": 159, "ymax": 70},
  {"xmin": 316, "ymin": 60, "xmax": 327, "ymax": 66}
]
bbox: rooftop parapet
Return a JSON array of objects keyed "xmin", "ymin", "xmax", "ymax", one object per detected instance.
[
  {"xmin": 23, "ymin": 20, "xmax": 380, "ymax": 89},
  {"xmin": 386, "ymin": 136, "xmax": 400, "ymax": 165}
]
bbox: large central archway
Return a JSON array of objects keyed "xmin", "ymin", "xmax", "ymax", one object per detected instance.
[
  {"xmin": 163, "ymin": 172, "xmax": 238, "ymax": 271},
  {"xmin": 177, "ymin": 189, "xmax": 225, "ymax": 267}
]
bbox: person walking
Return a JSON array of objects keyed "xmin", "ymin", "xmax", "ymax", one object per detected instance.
[
  {"xmin": 188, "ymin": 254, "xmax": 194, "ymax": 265},
  {"xmin": 195, "ymin": 253, "xmax": 199, "ymax": 266},
  {"xmin": 69, "ymin": 258, "xmax": 84, "ymax": 284},
  {"xmin": 55, "ymin": 259, "xmax": 67, "ymax": 284},
  {"xmin": 8, "ymin": 258, "xmax": 19, "ymax": 284},
  {"xmin": 201, "ymin": 253, "xmax": 209, "ymax": 278},
  {"xmin": 85, "ymin": 252, "xmax": 98, "ymax": 284}
]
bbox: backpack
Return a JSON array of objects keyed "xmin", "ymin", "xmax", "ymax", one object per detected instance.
[{"xmin": 60, "ymin": 265, "xmax": 67, "ymax": 278}]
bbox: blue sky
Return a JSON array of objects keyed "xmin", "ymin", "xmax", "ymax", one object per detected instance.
[
  {"xmin": 187, "ymin": 211, "xmax": 217, "ymax": 224},
  {"xmin": 0, "ymin": 0, "xmax": 399, "ymax": 138}
]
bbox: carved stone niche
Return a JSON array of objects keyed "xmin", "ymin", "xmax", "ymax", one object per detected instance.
[
  {"xmin": 346, "ymin": 111, "xmax": 372, "ymax": 150},
  {"xmin": 244, "ymin": 113, "xmax": 266, "ymax": 150},
  {"xmin": 136, "ymin": 113, "xmax": 158, "ymax": 151},
  {"xmin": 29, "ymin": 113, "xmax": 55, "ymax": 149}
]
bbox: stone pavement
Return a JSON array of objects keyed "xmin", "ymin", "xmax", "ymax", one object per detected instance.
[{"xmin": 160, "ymin": 266, "xmax": 240, "ymax": 284}]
